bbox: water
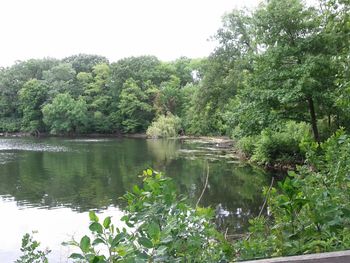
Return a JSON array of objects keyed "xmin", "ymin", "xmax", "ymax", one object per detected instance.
[{"xmin": 0, "ymin": 137, "xmax": 271, "ymax": 262}]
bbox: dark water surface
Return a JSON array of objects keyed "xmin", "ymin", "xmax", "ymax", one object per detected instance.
[{"xmin": 0, "ymin": 137, "xmax": 271, "ymax": 262}]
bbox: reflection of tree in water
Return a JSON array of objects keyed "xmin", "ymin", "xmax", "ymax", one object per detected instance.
[
  {"xmin": 0, "ymin": 138, "xmax": 272, "ymax": 233},
  {"xmin": 145, "ymin": 139, "xmax": 180, "ymax": 168},
  {"xmin": 163, "ymin": 160, "xmax": 271, "ymax": 234}
]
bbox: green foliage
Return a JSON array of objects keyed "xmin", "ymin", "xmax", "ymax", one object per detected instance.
[
  {"xmin": 146, "ymin": 114, "xmax": 181, "ymax": 138},
  {"xmin": 15, "ymin": 232, "xmax": 50, "ymax": 263},
  {"xmin": 236, "ymin": 130, "xmax": 350, "ymax": 260},
  {"xmin": 118, "ymin": 79, "xmax": 154, "ymax": 133},
  {"xmin": 0, "ymin": 118, "xmax": 21, "ymax": 132},
  {"xmin": 65, "ymin": 169, "xmax": 231, "ymax": 262},
  {"xmin": 42, "ymin": 63, "xmax": 77, "ymax": 99},
  {"xmin": 42, "ymin": 93, "xmax": 88, "ymax": 134},
  {"xmin": 62, "ymin": 54, "xmax": 109, "ymax": 73},
  {"xmin": 154, "ymin": 75, "xmax": 183, "ymax": 116},
  {"xmin": 19, "ymin": 79, "xmax": 48, "ymax": 132},
  {"xmin": 251, "ymin": 122, "xmax": 311, "ymax": 165},
  {"xmin": 237, "ymin": 135, "xmax": 257, "ymax": 157}
]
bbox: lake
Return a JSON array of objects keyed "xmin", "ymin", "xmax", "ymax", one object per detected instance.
[{"xmin": 0, "ymin": 137, "xmax": 271, "ymax": 262}]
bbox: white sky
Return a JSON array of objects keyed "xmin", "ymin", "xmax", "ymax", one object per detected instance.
[{"xmin": 0, "ymin": 0, "xmax": 259, "ymax": 67}]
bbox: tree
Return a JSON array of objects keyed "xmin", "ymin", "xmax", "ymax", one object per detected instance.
[
  {"xmin": 154, "ymin": 75, "xmax": 182, "ymax": 115},
  {"xmin": 42, "ymin": 63, "xmax": 77, "ymax": 99},
  {"xmin": 62, "ymin": 54, "xmax": 109, "ymax": 73},
  {"xmin": 250, "ymin": 0, "xmax": 339, "ymax": 142},
  {"xmin": 0, "ymin": 58, "xmax": 58, "ymax": 121},
  {"xmin": 186, "ymin": 10, "xmax": 255, "ymax": 135},
  {"xmin": 118, "ymin": 79, "xmax": 154, "ymax": 133},
  {"xmin": 80, "ymin": 63, "xmax": 113, "ymax": 133},
  {"xmin": 42, "ymin": 93, "xmax": 88, "ymax": 134},
  {"xmin": 19, "ymin": 79, "xmax": 48, "ymax": 133}
]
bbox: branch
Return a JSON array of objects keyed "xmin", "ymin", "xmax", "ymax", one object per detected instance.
[
  {"xmin": 258, "ymin": 176, "xmax": 275, "ymax": 218},
  {"xmin": 196, "ymin": 161, "xmax": 209, "ymax": 207}
]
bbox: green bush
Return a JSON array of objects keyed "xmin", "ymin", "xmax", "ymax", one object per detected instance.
[
  {"xmin": 0, "ymin": 118, "xmax": 21, "ymax": 132},
  {"xmin": 146, "ymin": 114, "xmax": 181, "ymax": 138},
  {"xmin": 237, "ymin": 135, "xmax": 257, "ymax": 157},
  {"xmin": 251, "ymin": 121, "xmax": 311, "ymax": 165},
  {"xmin": 64, "ymin": 169, "xmax": 231, "ymax": 262},
  {"xmin": 236, "ymin": 130, "xmax": 350, "ymax": 260},
  {"xmin": 15, "ymin": 232, "xmax": 50, "ymax": 263}
]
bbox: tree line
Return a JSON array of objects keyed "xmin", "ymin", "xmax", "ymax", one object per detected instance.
[{"xmin": 0, "ymin": 54, "xmax": 202, "ymax": 134}]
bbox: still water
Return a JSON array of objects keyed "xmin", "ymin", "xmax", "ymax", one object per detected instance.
[{"xmin": 0, "ymin": 137, "xmax": 271, "ymax": 262}]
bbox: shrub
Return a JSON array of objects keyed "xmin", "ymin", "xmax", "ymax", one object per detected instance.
[
  {"xmin": 146, "ymin": 114, "xmax": 181, "ymax": 138},
  {"xmin": 0, "ymin": 118, "xmax": 21, "ymax": 132},
  {"xmin": 15, "ymin": 232, "xmax": 50, "ymax": 263},
  {"xmin": 237, "ymin": 135, "xmax": 257, "ymax": 157},
  {"xmin": 251, "ymin": 121, "xmax": 311, "ymax": 165},
  {"xmin": 65, "ymin": 169, "xmax": 231, "ymax": 262},
  {"xmin": 235, "ymin": 130, "xmax": 350, "ymax": 260}
]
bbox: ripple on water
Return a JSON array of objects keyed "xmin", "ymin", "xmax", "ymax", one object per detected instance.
[
  {"xmin": 64, "ymin": 138, "xmax": 112, "ymax": 142},
  {"xmin": 0, "ymin": 139, "xmax": 69, "ymax": 152},
  {"xmin": 0, "ymin": 153, "xmax": 16, "ymax": 164}
]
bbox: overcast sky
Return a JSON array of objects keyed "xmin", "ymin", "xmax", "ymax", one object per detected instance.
[{"xmin": 0, "ymin": 0, "xmax": 260, "ymax": 67}]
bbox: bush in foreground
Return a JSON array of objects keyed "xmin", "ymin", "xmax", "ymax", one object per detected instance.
[
  {"xmin": 236, "ymin": 130, "xmax": 350, "ymax": 260},
  {"xmin": 63, "ymin": 169, "xmax": 231, "ymax": 262}
]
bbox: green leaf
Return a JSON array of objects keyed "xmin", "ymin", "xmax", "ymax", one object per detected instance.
[
  {"xmin": 103, "ymin": 216, "xmax": 111, "ymax": 228},
  {"xmin": 115, "ymin": 245, "xmax": 127, "ymax": 257},
  {"xmin": 161, "ymin": 235, "xmax": 173, "ymax": 244},
  {"xmin": 133, "ymin": 185, "xmax": 141, "ymax": 194},
  {"xmin": 89, "ymin": 222, "xmax": 103, "ymax": 234},
  {"xmin": 147, "ymin": 222, "xmax": 160, "ymax": 240},
  {"xmin": 80, "ymin": 235, "xmax": 91, "ymax": 253},
  {"xmin": 92, "ymin": 255, "xmax": 107, "ymax": 263},
  {"xmin": 146, "ymin": 169, "xmax": 153, "ymax": 176},
  {"xmin": 138, "ymin": 236, "xmax": 153, "ymax": 248},
  {"xmin": 111, "ymin": 233, "xmax": 126, "ymax": 247},
  {"xmin": 89, "ymin": 211, "xmax": 99, "ymax": 222},
  {"xmin": 92, "ymin": 238, "xmax": 106, "ymax": 246},
  {"xmin": 120, "ymin": 215, "xmax": 129, "ymax": 222},
  {"xmin": 69, "ymin": 253, "xmax": 85, "ymax": 259}
]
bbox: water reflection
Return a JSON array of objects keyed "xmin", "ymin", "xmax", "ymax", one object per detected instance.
[{"xmin": 0, "ymin": 137, "xmax": 271, "ymax": 261}]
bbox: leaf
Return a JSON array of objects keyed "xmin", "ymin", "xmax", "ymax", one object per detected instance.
[
  {"xmin": 161, "ymin": 235, "xmax": 173, "ymax": 243},
  {"xmin": 138, "ymin": 236, "xmax": 153, "ymax": 248},
  {"xmin": 69, "ymin": 253, "xmax": 85, "ymax": 259},
  {"xmin": 133, "ymin": 185, "xmax": 141, "ymax": 194},
  {"xmin": 80, "ymin": 235, "xmax": 91, "ymax": 253},
  {"xmin": 146, "ymin": 169, "xmax": 153, "ymax": 176},
  {"xmin": 120, "ymin": 215, "xmax": 129, "ymax": 222},
  {"xmin": 147, "ymin": 222, "xmax": 160, "ymax": 240},
  {"xmin": 103, "ymin": 216, "xmax": 111, "ymax": 229},
  {"xmin": 111, "ymin": 233, "xmax": 126, "ymax": 247},
  {"xmin": 115, "ymin": 245, "xmax": 127, "ymax": 257},
  {"xmin": 89, "ymin": 211, "xmax": 99, "ymax": 222},
  {"xmin": 89, "ymin": 222, "xmax": 103, "ymax": 234},
  {"xmin": 92, "ymin": 238, "xmax": 106, "ymax": 246},
  {"xmin": 92, "ymin": 255, "xmax": 107, "ymax": 263}
]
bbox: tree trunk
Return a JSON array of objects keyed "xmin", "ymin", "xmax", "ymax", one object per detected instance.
[{"xmin": 307, "ymin": 97, "xmax": 320, "ymax": 143}]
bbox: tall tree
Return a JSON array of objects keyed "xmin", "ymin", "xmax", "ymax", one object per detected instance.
[
  {"xmin": 250, "ymin": 0, "xmax": 339, "ymax": 142},
  {"xmin": 118, "ymin": 79, "xmax": 154, "ymax": 133},
  {"xmin": 19, "ymin": 79, "xmax": 48, "ymax": 133}
]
